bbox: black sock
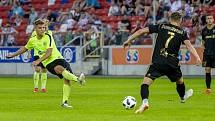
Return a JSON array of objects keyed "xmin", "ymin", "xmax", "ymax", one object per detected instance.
[
  {"xmin": 206, "ymin": 73, "xmax": 211, "ymax": 89},
  {"xmin": 176, "ymin": 83, "xmax": 185, "ymax": 100},
  {"xmin": 141, "ymin": 84, "xmax": 149, "ymax": 100}
]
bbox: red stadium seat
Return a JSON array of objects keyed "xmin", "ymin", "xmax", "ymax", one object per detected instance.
[{"xmin": 0, "ymin": 11, "xmax": 8, "ymax": 19}]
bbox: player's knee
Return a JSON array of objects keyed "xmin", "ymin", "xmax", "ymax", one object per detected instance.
[
  {"xmin": 42, "ymin": 69, "xmax": 47, "ymax": 73},
  {"xmin": 143, "ymin": 77, "xmax": 153, "ymax": 85},
  {"xmin": 205, "ymin": 67, "xmax": 211, "ymax": 73},
  {"xmin": 54, "ymin": 65, "xmax": 64, "ymax": 74},
  {"xmin": 35, "ymin": 66, "xmax": 41, "ymax": 72},
  {"xmin": 64, "ymin": 79, "xmax": 71, "ymax": 86},
  {"xmin": 176, "ymin": 78, "xmax": 183, "ymax": 84}
]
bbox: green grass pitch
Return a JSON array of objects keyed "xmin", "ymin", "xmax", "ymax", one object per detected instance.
[{"xmin": 0, "ymin": 77, "xmax": 214, "ymax": 121}]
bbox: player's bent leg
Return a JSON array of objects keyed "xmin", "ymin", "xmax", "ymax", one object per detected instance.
[
  {"xmin": 176, "ymin": 78, "xmax": 193, "ymax": 103},
  {"xmin": 54, "ymin": 65, "xmax": 78, "ymax": 82},
  {"xmin": 135, "ymin": 77, "xmax": 153, "ymax": 114},
  {"xmin": 61, "ymin": 80, "xmax": 72, "ymax": 108},
  {"xmin": 41, "ymin": 68, "xmax": 47, "ymax": 92}
]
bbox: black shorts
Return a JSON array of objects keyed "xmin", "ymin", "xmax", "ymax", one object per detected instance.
[
  {"xmin": 202, "ymin": 54, "xmax": 215, "ymax": 68},
  {"xmin": 46, "ymin": 59, "xmax": 73, "ymax": 79},
  {"xmin": 145, "ymin": 63, "xmax": 182, "ymax": 82},
  {"xmin": 34, "ymin": 56, "xmax": 45, "ymax": 69}
]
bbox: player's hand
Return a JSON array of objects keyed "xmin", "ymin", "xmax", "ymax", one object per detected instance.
[
  {"xmin": 6, "ymin": 54, "xmax": 14, "ymax": 58},
  {"xmin": 123, "ymin": 41, "xmax": 131, "ymax": 49},
  {"xmin": 32, "ymin": 60, "xmax": 40, "ymax": 66}
]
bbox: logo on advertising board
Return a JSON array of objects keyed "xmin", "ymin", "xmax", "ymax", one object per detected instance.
[
  {"xmin": 21, "ymin": 52, "xmax": 31, "ymax": 63},
  {"xmin": 178, "ymin": 49, "xmax": 190, "ymax": 63},
  {"xmin": 59, "ymin": 47, "xmax": 76, "ymax": 63},
  {"xmin": 126, "ymin": 49, "xmax": 139, "ymax": 63},
  {"xmin": 63, "ymin": 48, "xmax": 73, "ymax": 63},
  {"xmin": 0, "ymin": 47, "xmax": 76, "ymax": 63}
]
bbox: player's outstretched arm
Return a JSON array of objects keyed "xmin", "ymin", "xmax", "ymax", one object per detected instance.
[
  {"xmin": 184, "ymin": 40, "xmax": 201, "ymax": 65},
  {"xmin": 123, "ymin": 27, "xmax": 150, "ymax": 48},
  {"xmin": 6, "ymin": 46, "xmax": 28, "ymax": 58},
  {"xmin": 32, "ymin": 48, "xmax": 52, "ymax": 66}
]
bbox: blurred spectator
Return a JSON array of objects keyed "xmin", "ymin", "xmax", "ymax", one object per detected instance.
[
  {"xmin": 121, "ymin": 0, "xmax": 135, "ymax": 16},
  {"xmin": 78, "ymin": 12, "xmax": 90, "ymax": 31},
  {"xmin": 13, "ymin": 14, "xmax": 23, "ymax": 26},
  {"xmin": 48, "ymin": 0, "xmax": 56, "ymax": 6},
  {"xmin": 47, "ymin": 9, "xmax": 58, "ymax": 22},
  {"xmin": 0, "ymin": 17, "xmax": 2, "ymax": 27},
  {"xmin": 102, "ymin": 24, "xmax": 113, "ymax": 45},
  {"xmin": 70, "ymin": 29, "xmax": 83, "ymax": 46},
  {"xmin": 53, "ymin": 24, "xmax": 64, "ymax": 46},
  {"xmin": 108, "ymin": 1, "xmax": 121, "ymax": 16},
  {"xmin": 37, "ymin": 8, "xmax": 47, "ymax": 19},
  {"xmin": 57, "ymin": 8, "xmax": 69, "ymax": 23},
  {"xmin": 192, "ymin": 14, "xmax": 202, "ymax": 45},
  {"xmin": 2, "ymin": 23, "xmax": 18, "ymax": 46},
  {"xmin": 10, "ymin": 2, "xmax": 25, "ymax": 18},
  {"xmin": 109, "ymin": 31, "xmax": 117, "ymax": 45},
  {"xmin": 0, "ymin": 0, "xmax": 12, "ymax": 6},
  {"xmin": 67, "ymin": 17, "xmax": 77, "ymax": 30},
  {"xmin": 181, "ymin": 0, "xmax": 192, "ymax": 19},
  {"xmin": 159, "ymin": 0, "xmax": 171, "ymax": 11},
  {"xmin": 89, "ymin": 29, "xmax": 99, "ymax": 52},
  {"xmin": 157, "ymin": 11, "xmax": 169, "ymax": 24},
  {"xmin": 86, "ymin": 0, "xmax": 101, "ymax": 9},
  {"xmin": 19, "ymin": 0, "xmax": 30, "ymax": 5},
  {"xmin": 72, "ymin": 0, "xmax": 89, "ymax": 11},
  {"xmin": 70, "ymin": 8, "xmax": 81, "ymax": 21},
  {"xmin": 200, "ymin": 0, "xmax": 215, "ymax": 6},
  {"xmin": 0, "ymin": 26, "xmax": 3, "ymax": 46},
  {"xmin": 64, "ymin": 31, "xmax": 73, "ymax": 45},
  {"xmin": 170, "ymin": 0, "xmax": 182, "ymax": 12},
  {"xmin": 91, "ymin": 14, "xmax": 102, "ymax": 32},
  {"xmin": 118, "ymin": 15, "xmax": 131, "ymax": 32},
  {"xmin": 135, "ymin": 0, "xmax": 145, "ymax": 16},
  {"xmin": 29, "ymin": 8, "xmax": 38, "ymax": 24},
  {"xmin": 131, "ymin": 20, "xmax": 143, "ymax": 34}
]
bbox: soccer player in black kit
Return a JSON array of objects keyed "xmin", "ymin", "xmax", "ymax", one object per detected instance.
[
  {"xmin": 201, "ymin": 14, "xmax": 215, "ymax": 94},
  {"xmin": 123, "ymin": 12, "xmax": 201, "ymax": 114}
]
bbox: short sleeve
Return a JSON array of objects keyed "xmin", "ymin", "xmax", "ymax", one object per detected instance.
[
  {"xmin": 45, "ymin": 33, "xmax": 54, "ymax": 49},
  {"xmin": 25, "ymin": 38, "xmax": 34, "ymax": 50},
  {"xmin": 148, "ymin": 24, "xmax": 159, "ymax": 33}
]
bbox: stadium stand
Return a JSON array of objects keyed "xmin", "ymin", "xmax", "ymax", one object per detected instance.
[{"xmin": 0, "ymin": 0, "xmax": 214, "ymax": 46}]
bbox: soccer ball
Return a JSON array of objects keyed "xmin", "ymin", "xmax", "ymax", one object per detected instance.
[{"xmin": 122, "ymin": 96, "xmax": 137, "ymax": 109}]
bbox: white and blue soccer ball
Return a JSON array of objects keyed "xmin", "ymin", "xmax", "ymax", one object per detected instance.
[{"xmin": 122, "ymin": 96, "xmax": 137, "ymax": 109}]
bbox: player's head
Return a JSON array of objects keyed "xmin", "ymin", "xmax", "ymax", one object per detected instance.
[
  {"xmin": 206, "ymin": 14, "xmax": 214, "ymax": 25},
  {"xmin": 170, "ymin": 12, "xmax": 182, "ymax": 24},
  {"xmin": 43, "ymin": 18, "xmax": 49, "ymax": 31},
  {"xmin": 34, "ymin": 19, "xmax": 46, "ymax": 36}
]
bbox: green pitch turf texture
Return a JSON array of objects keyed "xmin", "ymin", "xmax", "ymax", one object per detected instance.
[{"xmin": 0, "ymin": 77, "xmax": 214, "ymax": 121}]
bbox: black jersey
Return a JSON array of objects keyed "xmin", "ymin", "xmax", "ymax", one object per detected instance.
[
  {"xmin": 148, "ymin": 23, "xmax": 189, "ymax": 67},
  {"xmin": 202, "ymin": 25, "xmax": 215, "ymax": 55}
]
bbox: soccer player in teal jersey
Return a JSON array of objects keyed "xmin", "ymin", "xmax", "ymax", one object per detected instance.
[{"xmin": 6, "ymin": 19, "xmax": 85, "ymax": 108}]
